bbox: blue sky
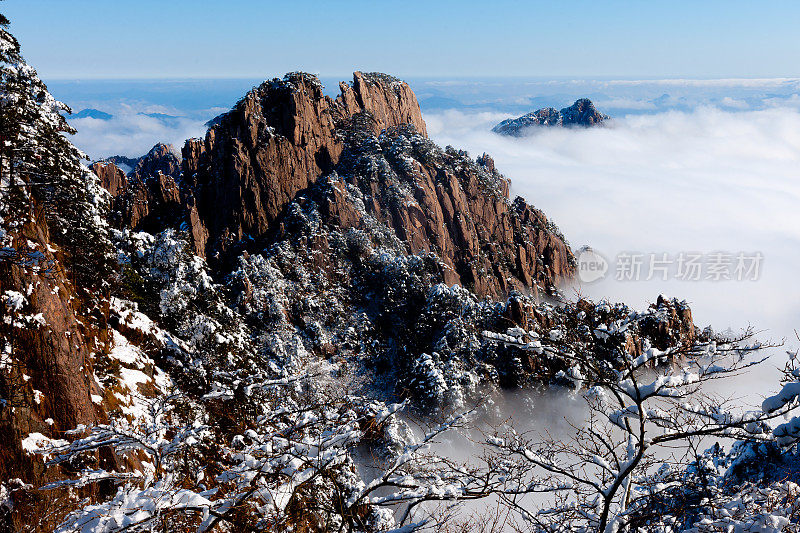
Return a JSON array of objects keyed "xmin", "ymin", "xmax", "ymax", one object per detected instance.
[{"xmin": 4, "ymin": 0, "xmax": 800, "ymax": 79}]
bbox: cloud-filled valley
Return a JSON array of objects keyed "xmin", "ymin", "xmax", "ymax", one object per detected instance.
[
  {"xmin": 428, "ymin": 105, "xmax": 800, "ymax": 399},
  {"xmin": 67, "ymin": 108, "xmax": 208, "ymax": 160}
]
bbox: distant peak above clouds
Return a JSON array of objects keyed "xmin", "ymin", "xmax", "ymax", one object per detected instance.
[
  {"xmin": 492, "ymin": 98, "xmax": 609, "ymax": 136},
  {"xmin": 70, "ymin": 108, "xmax": 113, "ymax": 120}
]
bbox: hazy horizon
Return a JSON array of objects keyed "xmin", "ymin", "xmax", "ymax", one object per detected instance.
[{"xmin": 48, "ymin": 74, "xmax": 800, "ymax": 159}]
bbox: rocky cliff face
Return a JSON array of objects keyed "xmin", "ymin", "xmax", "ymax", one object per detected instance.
[
  {"xmin": 0, "ymin": 23, "xmax": 121, "ymax": 523},
  {"xmin": 0, "ymin": 216, "xmax": 107, "ymax": 484},
  {"xmin": 322, "ymin": 123, "xmax": 573, "ymax": 297},
  {"xmin": 181, "ymin": 72, "xmax": 343, "ymax": 258},
  {"xmin": 335, "ymin": 72, "xmax": 428, "ymax": 136},
  {"xmin": 95, "ymin": 71, "xmax": 574, "ymax": 298},
  {"xmin": 180, "ymin": 71, "xmax": 433, "ymax": 260},
  {"xmin": 492, "ymin": 98, "xmax": 609, "ymax": 136}
]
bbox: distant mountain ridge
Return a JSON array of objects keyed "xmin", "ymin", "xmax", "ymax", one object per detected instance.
[
  {"xmin": 67, "ymin": 109, "xmax": 184, "ymax": 126},
  {"xmin": 492, "ymin": 98, "xmax": 609, "ymax": 136},
  {"xmin": 69, "ymin": 107, "xmax": 113, "ymax": 120},
  {"xmin": 137, "ymin": 111, "xmax": 181, "ymax": 126}
]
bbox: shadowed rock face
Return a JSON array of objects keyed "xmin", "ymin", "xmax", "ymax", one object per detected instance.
[
  {"xmin": 492, "ymin": 98, "xmax": 609, "ymax": 136},
  {"xmin": 93, "ymin": 71, "xmax": 575, "ymax": 298},
  {"xmin": 560, "ymin": 98, "xmax": 608, "ymax": 127},
  {"xmin": 92, "ymin": 160, "xmax": 126, "ymax": 197},
  {"xmin": 90, "ymin": 144, "xmax": 185, "ymax": 234},
  {"xmin": 131, "ymin": 143, "xmax": 181, "ymax": 181}
]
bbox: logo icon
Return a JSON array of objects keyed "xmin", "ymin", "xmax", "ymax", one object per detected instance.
[{"xmin": 576, "ymin": 246, "xmax": 608, "ymax": 283}]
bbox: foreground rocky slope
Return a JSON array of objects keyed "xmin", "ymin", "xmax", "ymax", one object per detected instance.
[{"xmin": 492, "ymin": 98, "xmax": 609, "ymax": 136}]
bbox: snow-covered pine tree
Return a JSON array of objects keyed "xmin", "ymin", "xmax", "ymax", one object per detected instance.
[{"xmin": 0, "ymin": 13, "xmax": 114, "ymax": 290}]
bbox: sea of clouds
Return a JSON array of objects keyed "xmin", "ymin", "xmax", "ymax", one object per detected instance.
[
  {"xmin": 427, "ymin": 105, "xmax": 800, "ymax": 401},
  {"xmin": 50, "ymin": 78, "xmax": 263, "ymax": 160},
  {"xmin": 419, "ymin": 104, "xmax": 800, "ymax": 529},
  {"xmin": 67, "ymin": 106, "xmax": 209, "ymax": 160}
]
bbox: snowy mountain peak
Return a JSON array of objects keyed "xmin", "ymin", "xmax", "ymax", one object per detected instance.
[{"xmin": 492, "ymin": 98, "xmax": 609, "ymax": 136}]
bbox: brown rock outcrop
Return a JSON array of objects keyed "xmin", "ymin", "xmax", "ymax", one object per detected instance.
[
  {"xmin": 639, "ymin": 295, "xmax": 696, "ymax": 350},
  {"xmin": 179, "ymin": 71, "xmax": 434, "ymax": 258},
  {"xmin": 0, "ymin": 213, "xmax": 107, "ymax": 490},
  {"xmin": 336, "ymin": 72, "xmax": 428, "ymax": 137},
  {"xmin": 91, "ymin": 161, "xmax": 129, "ymax": 229},
  {"xmin": 92, "ymin": 161, "xmax": 127, "ymax": 197},
  {"xmin": 94, "ymin": 71, "xmax": 575, "ymax": 296},
  {"xmin": 180, "ymin": 73, "xmax": 343, "ymax": 257}
]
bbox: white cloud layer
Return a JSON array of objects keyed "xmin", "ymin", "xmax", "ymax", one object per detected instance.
[
  {"xmin": 68, "ymin": 111, "xmax": 208, "ymax": 160},
  {"xmin": 427, "ymin": 107, "xmax": 800, "ymax": 400}
]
